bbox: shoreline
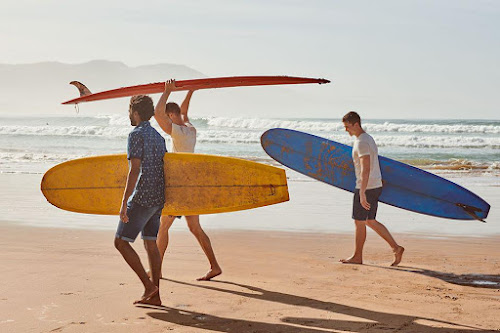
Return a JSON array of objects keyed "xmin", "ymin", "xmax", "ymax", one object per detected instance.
[
  {"xmin": 1, "ymin": 219, "xmax": 497, "ymax": 241},
  {"xmin": 1, "ymin": 172, "xmax": 498, "ymax": 237}
]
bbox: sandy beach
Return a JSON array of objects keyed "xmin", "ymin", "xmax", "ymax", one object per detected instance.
[
  {"xmin": 1, "ymin": 222, "xmax": 499, "ymax": 332},
  {"xmin": 1, "ymin": 169, "xmax": 500, "ymax": 332}
]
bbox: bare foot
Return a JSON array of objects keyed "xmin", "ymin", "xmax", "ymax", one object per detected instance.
[
  {"xmin": 196, "ymin": 268, "xmax": 222, "ymax": 281},
  {"xmin": 133, "ymin": 286, "xmax": 159, "ymax": 305},
  {"xmin": 391, "ymin": 246, "xmax": 405, "ymax": 266},
  {"xmin": 339, "ymin": 256, "xmax": 363, "ymax": 264},
  {"xmin": 134, "ymin": 292, "xmax": 162, "ymax": 306}
]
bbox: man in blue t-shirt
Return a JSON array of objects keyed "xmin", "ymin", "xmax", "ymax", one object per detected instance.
[{"xmin": 115, "ymin": 95, "xmax": 166, "ymax": 306}]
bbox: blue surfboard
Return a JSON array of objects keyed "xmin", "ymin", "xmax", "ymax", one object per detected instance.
[{"xmin": 261, "ymin": 128, "xmax": 490, "ymax": 221}]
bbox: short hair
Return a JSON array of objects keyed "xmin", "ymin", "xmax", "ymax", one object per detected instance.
[
  {"xmin": 342, "ymin": 111, "xmax": 361, "ymax": 126},
  {"xmin": 165, "ymin": 102, "xmax": 181, "ymax": 115},
  {"xmin": 129, "ymin": 95, "xmax": 154, "ymax": 121}
]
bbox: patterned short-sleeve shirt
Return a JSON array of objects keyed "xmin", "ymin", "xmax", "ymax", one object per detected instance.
[{"xmin": 127, "ymin": 121, "xmax": 167, "ymax": 207}]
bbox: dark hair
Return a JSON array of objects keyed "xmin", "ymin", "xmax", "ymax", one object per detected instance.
[
  {"xmin": 129, "ymin": 95, "xmax": 154, "ymax": 121},
  {"xmin": 342, "ymin": 111, "xmax": 361, "ymax": 126},
  {"xmin": 165, "ymin": 102, "xmax": 181, "ymax": 116}
]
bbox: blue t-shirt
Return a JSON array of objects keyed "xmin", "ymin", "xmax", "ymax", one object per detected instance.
[{"xmin": 127, "ymin": 121, "xmax": 166, "ymax": 207}]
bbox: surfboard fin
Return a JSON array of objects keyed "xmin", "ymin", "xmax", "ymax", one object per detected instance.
[
  {"xmin": 69, "ymin": 81, "xmax": 92, "ymax": 97},
  {"xmin": 456, "ymin": 203, "xmax": 486, "ymax": 223}
]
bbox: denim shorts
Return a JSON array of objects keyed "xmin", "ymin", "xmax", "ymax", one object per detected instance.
[
  {"xmin": 115, "ymin": 201, "xmax": 164, "ymax": 242},
  {"xmin": 352, "ymin": 187, "xmax": 383, "ymax": 221}
]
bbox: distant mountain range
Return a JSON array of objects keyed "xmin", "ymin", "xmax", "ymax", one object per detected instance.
[
  {"xmin": 0, "ymin": 60, "xmax": 206, "ymax": 114},
  {"xmin": 0, "ymin": 60, "xmax": 330, "ymax": 117}
]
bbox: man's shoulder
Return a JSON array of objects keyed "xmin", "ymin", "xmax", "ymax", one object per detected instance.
[
  {"xmin": 359, "ymin": 132, "xmax": 375, "ymax": 143},
  {"xmin": 128, "ymin": 127, "xmax": 142, "ymax": 139},
  {"xmin": 149, "ymin": 126, "xmax": 166, "ymax": 143},
  {"xmin": 359, "ymin": 132, "xmax": 371, "ymax": 139},
  {"xmin": 173, "ymin": 123, "xmax": 196, "ymax": 134}
]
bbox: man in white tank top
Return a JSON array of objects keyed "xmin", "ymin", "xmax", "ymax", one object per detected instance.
[
  {"xmin": 154, "ymin": 80, "xmax": 222, "ymax": 281},
  {"xmin": 340, "ymin": 111, "xmax": 404, "ymax": 266}
]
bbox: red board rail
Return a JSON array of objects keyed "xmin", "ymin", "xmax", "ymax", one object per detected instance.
[{"xmin": 62, "ymin": 76, "xmax": 330, "ymax": 105}]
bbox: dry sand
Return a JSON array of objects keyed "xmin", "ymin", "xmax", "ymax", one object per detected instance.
[{"xmin": 1, "ymin": 224, "xmax": 499, "ymax": 332}]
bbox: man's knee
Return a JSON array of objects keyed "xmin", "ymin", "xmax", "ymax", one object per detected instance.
[
  {"xmin": 354, "ymin": 219, "xmax": 366, "ymax": 227},
  {"xmin": 160, "ymin": 216, "xmax": 175, "ymax": 230},
  {"xmin": 158, "ymin": 222, "xmax": 170, "ymax": 233},
  {"xmin": 365, "ymin": 219, "xmax": 378, "ymax": 228},
  {"xmin": 143, "ymin": 239, "xmax": 159, "ymax": 252},
  {"xmin": 188, "ymin": 224, "xmax": 203, "ymax": 236},
  {"xmin": 114, "ymin": 237, "xmax": 127, "ymax": 251}
]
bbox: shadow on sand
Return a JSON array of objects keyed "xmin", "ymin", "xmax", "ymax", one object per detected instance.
[
  {"xmin": 141, "ymin": 279, "xmax": 494, "ymax": 332},
  {"xmin": 371, "ymin": 265, "xmax": 500, "ymax": 289}
]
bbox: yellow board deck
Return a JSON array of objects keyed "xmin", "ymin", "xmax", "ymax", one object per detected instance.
[{"xmin": 41, "ymin": 153, "xmax": 289, "ymax": 215}]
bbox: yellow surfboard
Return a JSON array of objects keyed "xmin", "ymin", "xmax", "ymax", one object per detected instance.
[{"xmin": 41, "ymin": 153, "xmax": 289, "ymax": 216}]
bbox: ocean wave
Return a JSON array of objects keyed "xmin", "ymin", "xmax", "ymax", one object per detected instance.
[
  {"xmin": 400, "ymin": 158, "xmax": 500, "ymax": 171},
  {"xmin": 197, "ymin": 130, "xmax": 262, "ymax": 144},
  {"xmin": 198, "ymin": 117, "xmax": 500, "ymax": 134},
  {"xmin": 0, "ymin": 151, "xmax": 498, "ymax": 175},
  {"xmin": 364, "ymin": 122, "xmax": 500, "ymax": 134},
  {"xmin": 0, "ymin": 151, "xmax": 84, "ymax": 163},
  {"xmin": 0, "ymin": 125, "xmax": 131, "ymax": 138},
  {"xmin": 371, "ymin": 135, "xmax": 500, "ymax": 149},
  {"xmin": 200, "ymin": 117, "xmax": 345, "ymax": 132},
  {"xmin": 2, "ymin": 123, "xmax": 499, "ymax": 149},
  {"xmin": 96, "ymin": 114, "xmax": 131, "ymax": 126}
]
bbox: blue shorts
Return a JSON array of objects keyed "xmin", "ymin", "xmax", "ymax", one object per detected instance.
[
  {"xmin": 115, "ymin": 201, "xmax": 163, "ymax": 242},
  {"xmin": 352, "ymin": 187, "xmax": 383, "ymax": 221}
]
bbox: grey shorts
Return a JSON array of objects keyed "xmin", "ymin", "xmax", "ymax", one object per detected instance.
[
  {"xmin": 115, "ymin": 201, "xmax": 163, "ymax": 242},
  {"xmin": 352, "ymin": 187, "xmax": 383, "ymax": 221}
]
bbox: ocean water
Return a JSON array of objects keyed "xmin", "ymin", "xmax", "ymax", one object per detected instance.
[
  {"xmin": 0, "ymin": 115, "xmax": 499, "ymax": 176},
  {"xmin": 0, "ymin": 115, "xmax": 498, "ymax": 235}
]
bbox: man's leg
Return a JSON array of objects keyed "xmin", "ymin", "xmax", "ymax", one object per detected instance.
[
  {"xmin": 156, "ymin": 215, "xmax": 176, "ymax": 277},
  {"xmin": 114, "ymin": 238, "xmax": 158, "ymax": 303},
  {"xmin": 185, "ymin": 215, "xmax": 222, "ymax": 281},
  {"xmin": 141, "ymin": 239, "xmax": 162, "ymax": 305},
  {"xmin": 340, "ymin": 220, "xmax": 366, "ymax": 264},
  {"xmin": 365, "ymin": 219, "xmax": 404, "ymax": 266}
]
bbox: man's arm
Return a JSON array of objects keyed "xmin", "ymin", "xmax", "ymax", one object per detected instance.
[
  {"xmin": 119, "ymin": 158, "xmax": 141, "ymax": 223},
  {"xmin": 154, "ymin": 80, "xmax": 176, "ymax": 135},
  {"xmin": 359, "ymin": 155, "xmax": 371, "ymax": 211},
  {"xmin": 180, "ymin": 90, "xmax": 194, "ymax": 124}
]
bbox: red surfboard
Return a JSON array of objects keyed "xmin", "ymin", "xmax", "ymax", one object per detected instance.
[{"xmin": 62, "ymin": 76, "xmax": 330, "ymax": 105}]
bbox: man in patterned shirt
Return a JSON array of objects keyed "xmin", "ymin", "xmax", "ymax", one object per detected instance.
[{"xmin": 115, "ymin": 95, "xmax": 166, "ymax": 306}]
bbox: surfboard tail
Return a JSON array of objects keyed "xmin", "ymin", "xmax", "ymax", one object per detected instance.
[
  {"xmin": 69, "ymin": 81, "xmax": 92, "ymax": 97},
  {"xmin": 455, "ymin": 203, "xmax": 488, "ymax": 223}
]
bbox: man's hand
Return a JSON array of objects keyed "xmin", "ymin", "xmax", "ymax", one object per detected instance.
[
  {"xmin": 164, "ymin": 79, "xmax": 176, "ymax": 93},
  {"xmin": 360, "ymin": 191, "xmax": 371, "ymax": 211},
  {"xmin": 120, "ymin": 202, "xmax": 129, "ymax": 223}
]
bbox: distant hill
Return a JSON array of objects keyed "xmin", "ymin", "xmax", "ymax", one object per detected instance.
[
  {"xmin": 0, "ymin": 60, "xmax": 331, "ymax": 117},
  {"xmin": 0, "ymin": 60, "xmax": 206, "ymax": 115}
]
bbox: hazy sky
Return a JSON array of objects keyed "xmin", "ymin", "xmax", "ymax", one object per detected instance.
[{"xmin": 1, "ymin": 0, "xmax": 499, "ymax": 119}]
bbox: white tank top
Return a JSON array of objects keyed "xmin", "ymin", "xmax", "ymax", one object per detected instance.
[{"xmin": 171, "ymin": 123, "xmax": 196, "ymax": 153}]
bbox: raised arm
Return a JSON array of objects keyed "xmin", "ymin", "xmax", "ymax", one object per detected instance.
[
  {"xmin": 180, "ymin": 90, "xmax": 195, "ymax": 124},
  {"xmin": 154, "ymin": 80, "xmax": 176, "ymax": 135}
]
